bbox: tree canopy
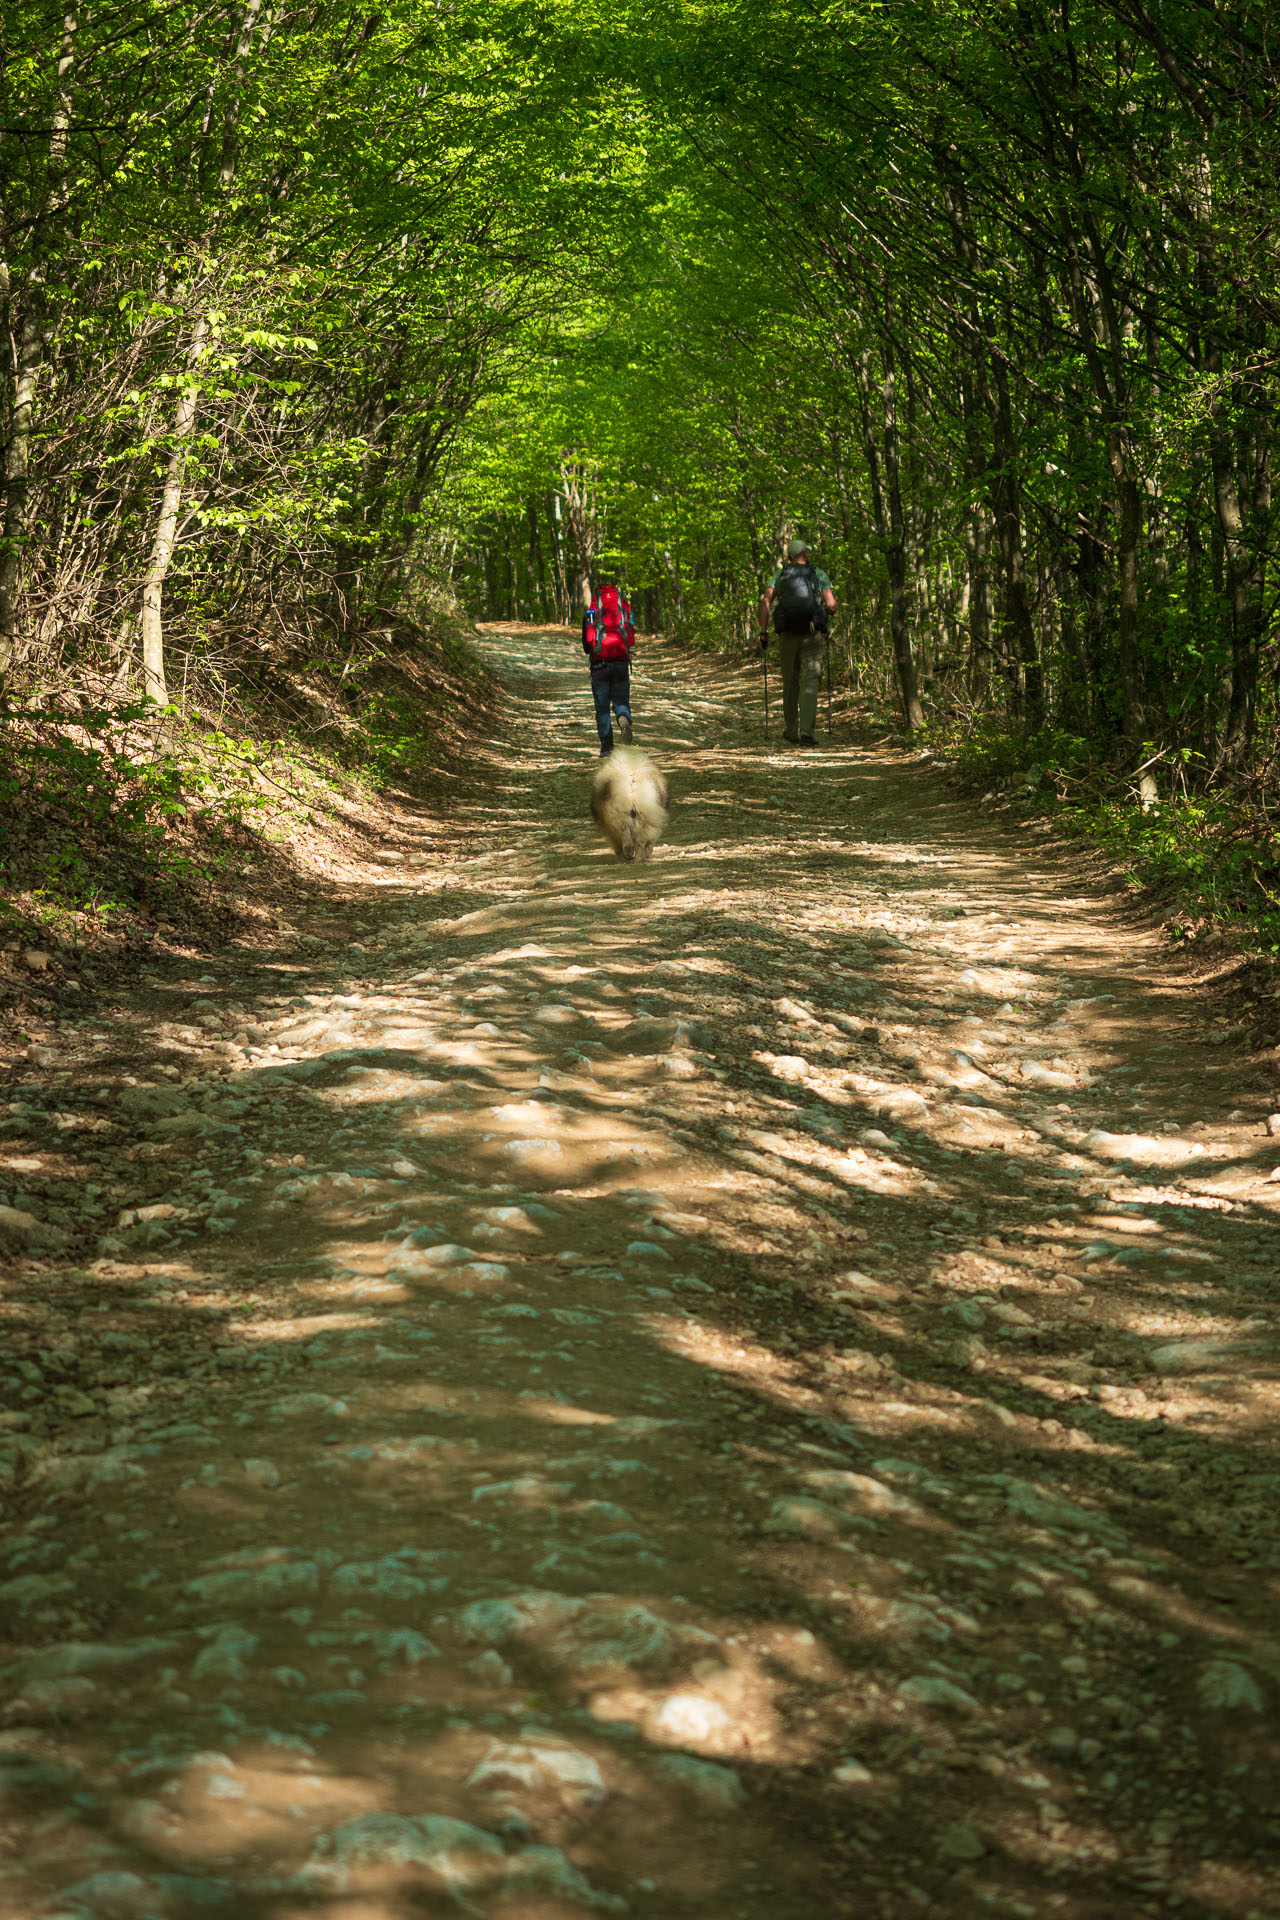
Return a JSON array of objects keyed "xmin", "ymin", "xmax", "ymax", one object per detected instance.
[{"xmin": 3, "ymin": 0, "xmax": 1277, "ymax": 777}]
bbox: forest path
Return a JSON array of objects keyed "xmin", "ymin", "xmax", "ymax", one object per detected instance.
[{"xmin": 4, "ymin": 628, "xmax": 1280, "ymax": 1920}]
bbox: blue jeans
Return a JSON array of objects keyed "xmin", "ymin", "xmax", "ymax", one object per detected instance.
[{"xmin": 590, "ymin": 660, "xmax": 631, "ymax": 747}]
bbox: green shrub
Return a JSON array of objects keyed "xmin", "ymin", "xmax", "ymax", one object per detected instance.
[{"xmin": 1072, "ymin": 792, "xmax": 1280, "ymax": 954}]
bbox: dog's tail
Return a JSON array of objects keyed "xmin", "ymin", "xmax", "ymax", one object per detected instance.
[{"xmin": 590, "ymin": 748, "xmax": 670, "ymax": 862}]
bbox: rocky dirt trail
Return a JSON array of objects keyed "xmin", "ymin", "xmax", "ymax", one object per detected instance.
[{"xmin": 2, "ymin": 628, "xmax": 1280, "ymax": 1920}]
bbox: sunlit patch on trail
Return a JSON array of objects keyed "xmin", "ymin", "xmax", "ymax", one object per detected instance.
[{"xmin": 4, "ymin": 629, "xmax": 1279, "ymax": 1920}]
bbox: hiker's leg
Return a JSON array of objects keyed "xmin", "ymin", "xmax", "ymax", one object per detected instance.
[
  {"xmin": 778, "ymin": 634, "xmax": 801, "ymax": 739},
  {"xmin": 611, "ymin": 662, "xmax": 632, "ymax": 729},
  {"xmin": 590, "ymin": 664, "xmax": 614, "ymax": 748},
  {"xmin": 797, "ymin": 635, "xmax": 824, "ymax": 738}
]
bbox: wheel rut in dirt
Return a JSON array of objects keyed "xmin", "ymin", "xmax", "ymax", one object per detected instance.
[{"xmin": 2, "ymin": 628, "xmax": 1279, "ymax": 1920}]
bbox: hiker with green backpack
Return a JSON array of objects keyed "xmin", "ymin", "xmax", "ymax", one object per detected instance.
[{"xmin": 758, "ymin": 538, "xmax": 837, "ymax": 746}]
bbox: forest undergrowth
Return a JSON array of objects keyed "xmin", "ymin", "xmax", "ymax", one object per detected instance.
[
  {"xmin": 935, "ymin": 719, "xmax": 1280, "ymax": 968},
  {"xmin": 796, "ymin": 637, "xmax": 1280, "ymax": 976},
  {"xmin": 0, "ymin": 606, "xmax": 495, "ymax": 1046}
]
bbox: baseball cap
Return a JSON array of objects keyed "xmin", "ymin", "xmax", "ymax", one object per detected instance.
[{"xmin": 787, "ymin": 538, "xmax": 811, "ymax": 558}]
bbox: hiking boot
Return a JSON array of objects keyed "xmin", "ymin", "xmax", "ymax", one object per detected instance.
[
  {"xmin": 599, "ymin": 734, "xmax": 614, "ymax": 756},
  {"xmin": 616, "ymin": 714, "xmax": 633, "ymax": 745},
  {"xmin": 799, "ymin": 733, "xmax": 817, "ymax": 747},
  {"xmin": 783, "ymin": 731, "xmax": 799, "ymax": 745}
]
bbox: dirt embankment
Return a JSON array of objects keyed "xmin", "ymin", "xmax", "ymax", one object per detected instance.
[{"xmin": 0, "ymin": 611, "xmax": 499, "ymax": 1075}]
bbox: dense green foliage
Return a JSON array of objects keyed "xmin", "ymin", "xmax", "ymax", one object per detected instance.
[
  {"xmin": 3, "ymin": 2, "xmax": 1278, "ymax": 835},
  {"xmin": 0, "ymin": 0, "xmax": 628, "ymax": 701},
  {"xmin": 458, "ymin": 2, "xmax": 1277, "ymax": 767}
]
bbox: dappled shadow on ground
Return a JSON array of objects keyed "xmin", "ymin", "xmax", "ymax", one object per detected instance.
[{"xmin": 1, "ymin": 630, "xmax": 1279, "ymax": 1918}]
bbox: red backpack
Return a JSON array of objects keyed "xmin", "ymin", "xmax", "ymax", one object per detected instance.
[{"xmin": 588, "ymin": 583, "xmax": 632, "ymax": 662}]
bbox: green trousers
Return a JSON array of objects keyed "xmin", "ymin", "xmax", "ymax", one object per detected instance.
[{"xmin": 777, "ymin": 629, "xmax": 825, "ymax": 739}]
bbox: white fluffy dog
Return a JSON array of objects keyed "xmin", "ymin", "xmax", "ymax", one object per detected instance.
[{"xmin": 591, "ymin": 747, "xmax": 669, "ymax": 862}]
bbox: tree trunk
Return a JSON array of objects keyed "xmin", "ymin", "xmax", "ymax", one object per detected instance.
[
  {"xmin": 856, "ymin": 344, "xmax": 924, "ymax": 733},
  {"xmin": 0, "ymin": 291, "xmax": 46, "ymax": 677},
  {"xmin": 1114, "ymin": 471, "xmax": 1143, "ymax": 749},
  {"xmin": 885, "ymin": 513, "xmax": 921, "ymax": 730},
  {"xmin": 964, "ymin": 497, "xmax": 994, "ymax": 696},
  {"xmin": 527, "ymin": 496, "xmax": 548, "ymax": 620},
  {"xmin": 136, "ymin": 0, "xmax": 267, "ymax": 704},
  {"xmin": 911, "ymin": 506, "xmax": 933, "ymax": 687},
  {"xmin": 0, "ymin": 8, "xmax": 76, "ymax": 679},
  {"xmin": 1061, "ymin": 228, "xmax": 1143, "ymax": 750},
  {"xmin": 1205, "ymin": 341, "xmax": 1270, "ymax": 759},
  {"xmin": 217, "ymin": 0, "xmax": 264, "ymax": 194},
  {"xmin": 956, "ymin": 286, "xmax": 994, "ymax": 696},
  {"xmin": 558, "ymin": 459, "xmax": 597, "ymax": 614},
  {"xmin": 501, "ymin": 518, "xmax": 515, "ymax": 620},
  {"xmin": 140, "ymin": 313, "xmax": 210, "ymax": 706},
  {"xmin": 991, "ymin": 357, "xmax": 1043, "ymax": 729},
  {"xmin": 1076, "ymin": 519, "xmax": 1111, "ymax": 733},
  {"xmin": 1057, "ymin": 574, "xmax": 1087, "ymax": 727},
  {"xmin": 543, "ymin": 490, "xmax": 567, "ymax": 620},
  {"xmin": 934, "ymin": 149, "xmax": 1000, "ymax": 707}
]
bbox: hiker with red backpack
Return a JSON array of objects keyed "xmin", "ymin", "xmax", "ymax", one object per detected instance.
[
  {"xmin": 758, "ymin": 538, "xmax": 837, "ymax": 746},
  {"xmin": 582, "ymin": 574, "xmax": 636, "ymax": 756}
]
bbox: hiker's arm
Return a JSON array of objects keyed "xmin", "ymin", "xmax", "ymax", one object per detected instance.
[
  {"xmin": 757, "ymin": 588, "xmax": 772, "ymax": 640},
  {"xmin": 822, "ymin": 588, "xmax": 837, "ymax": 613}
]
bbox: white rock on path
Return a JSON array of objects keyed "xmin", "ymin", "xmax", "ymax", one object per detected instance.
[
  {"xmin": 653, "ymin": 1691, "xmax": 737, "ymax": 1745},
  {"xmin": 292, "ymin": 1812, "xmax": 502, "ymax": 1894},
  {"xmin": 0, "ymin": 1203, "xmax": 53, "ymax": 1246},
  {"xmin": 934, "ymin": 1821, "xmax": 987, "ymax": 1861},
  {"xmin": 1084, "ymin": 1129, "xmax": 1204, "ymax": 1165},
  {"xmin": 503, "ymin": 1846, "xmax": 627, "ymax": 1912},
  {"xmin": 467, "ymin": 1736, "xmax": 607, "ymax": 1809},
  {"xmin": 653, "ymin": 1752, "xmax": 745, "ymax": 1807},
  {"xmin": 1003, "ymin": 1478, "xmax": 1122, "ymax": 1539},
  {"xmin": 875, "ymin": 1088, "xmax": 927, "ymax": 1117},
  {"xmin": 454, "ymin": 1590, "xmax": 718, "ymax": 1677},
  {"xmin": 0, "ymin": 1571, "xmax": 73, "ymax": 1608},
  {"xmin": 1198, "ymin": 1659, "xmax": 1265, "ymax": 1713},
  {"xmin": 1148, "ymin": 1338, "xmax": 1248, "ymax": 1375},
  {"xmin": 50, "ymin": 1870, "xmax": 158, "ymax": 1916},
  {"xmin": 763, "ymin": 1495, "xmax": 855, "ymax": 1538},
  {"xmin": 191, "ymin": 1625, "xmax": 259, "ymax": 1682},
  {"xmin": 898, "ymin": 1674, "xmax": 981, "ymax": 1713},
  {"xmin": 185, "ymin": 1558, "xmax": 319, "ymax": 1607},
  {"xmin": 331, "ymin": 1552, "xmax": 453, "ymax": 1600},
  {"xmin": 1022, "ymin": 1059, "xmax": 1076, "ymax": 1090},
  {"xmin": 10, "ymin": 1636, "xmax": 177, "ymax": 1687}
]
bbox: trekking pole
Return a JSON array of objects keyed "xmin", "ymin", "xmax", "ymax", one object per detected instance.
[
  {"xmin": 761, "ymin": 644, "xmax": 769, "ymax": 738},
  {"xmin": 825, "ymin": 631, "xmax": 832, "ymax": 733}
]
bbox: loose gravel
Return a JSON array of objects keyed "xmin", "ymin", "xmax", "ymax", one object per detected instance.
[{"xmin": 2, "ymin": 629, "xmax": 1279, "ymax": 1919}]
